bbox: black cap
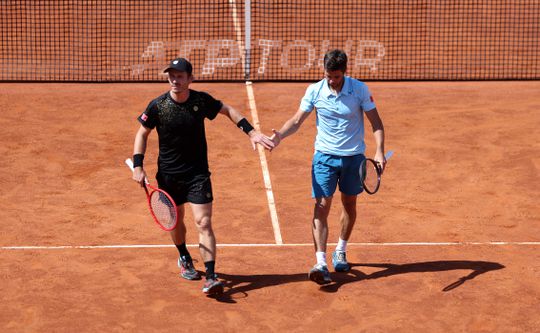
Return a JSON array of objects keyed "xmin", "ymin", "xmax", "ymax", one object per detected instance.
[{"xmin": 163, "ymin": 58, "xmax": 193, "ymax": 75}]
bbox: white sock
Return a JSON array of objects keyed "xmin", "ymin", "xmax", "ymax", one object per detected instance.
[
  {"xmin": 335, "ymin": 237, "xmax": 348, "ymax": 252},
  {"xmin": 315, "ymin": 251, "xmax": 327, "ymax": 266}
]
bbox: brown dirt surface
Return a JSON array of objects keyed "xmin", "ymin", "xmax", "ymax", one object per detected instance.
[{"xmin": 0, "ymin": 81, "xmax": 539, "ymax": 332}]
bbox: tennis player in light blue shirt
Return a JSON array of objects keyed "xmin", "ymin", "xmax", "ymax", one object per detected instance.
[{"xmin": 270, "ymin": 49, "xmax": 387, "ymax": 285}]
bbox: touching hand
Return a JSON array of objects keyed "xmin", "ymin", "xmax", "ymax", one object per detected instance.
[
  {"xmin": 269, "ymin": 129, "xmax": 282, "ymax": 148},
  {"xmin": 249, "ymin": 131, "xmax": 276, "ymax": 151}
]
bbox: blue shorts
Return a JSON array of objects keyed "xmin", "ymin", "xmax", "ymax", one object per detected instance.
[{"xmin": 311, "ymin": 151, "xmax": 365, "ymax": 198}]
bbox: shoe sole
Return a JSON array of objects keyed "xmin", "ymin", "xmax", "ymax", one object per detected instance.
[
  {"xmin": 203, "ymin": 283, "xmax": 224, "ymax": 295},
  {"xmin": 181, "ymin": 272, "xmax": 201, "ymax": 280},
  {"xmin": 308, "ymin": 270, "xmax": 332, "ymax": 285}
]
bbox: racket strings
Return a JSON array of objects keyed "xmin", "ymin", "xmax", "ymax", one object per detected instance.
[
  {"xmin": 150, "ymin": 191, "xmax": 177, "ymax": 229},
  {"xmin": 361, "ymin": 159, "xmax": 380, "ymax": 193}
]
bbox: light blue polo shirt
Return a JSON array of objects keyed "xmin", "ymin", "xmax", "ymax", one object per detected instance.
[{"xmin": 299, "ymin": 76, "xmax": 376, "ymax": 156}]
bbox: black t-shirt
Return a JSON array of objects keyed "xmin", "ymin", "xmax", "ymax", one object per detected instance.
[{"xmin": 138, "ymin": 90, "xmax": 223, "ymax": 175}]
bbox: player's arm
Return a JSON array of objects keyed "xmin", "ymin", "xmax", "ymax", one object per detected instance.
[
  {"xmin": 218, "ymin": 103, "xmax": 275, "ymax": 151},
  {"xmin": 132, "ymin": 125, "xmax": 152, "ymax": 186},
  {"xmin": 364, "ymin": 108, "xmax": 386, "ymax": 171},
  {"xmin": 270, "ymin": 107, "xmax": 311, "ymax": 147}
]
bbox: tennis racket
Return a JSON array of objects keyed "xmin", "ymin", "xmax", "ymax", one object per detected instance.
[
  {"xmin": 125, "ymin": 158, "xmax": 178, "ymax": 231},
  {"xmin": 360, "ymin": 150, "xmax": 394, "ymax": 195}
]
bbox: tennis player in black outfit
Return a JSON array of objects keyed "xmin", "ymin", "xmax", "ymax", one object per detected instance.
[{"xmin": 131, "ymin": 58, "xmax": 275, "ymax": 295}]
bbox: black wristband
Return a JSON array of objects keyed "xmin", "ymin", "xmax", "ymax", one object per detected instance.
[
  {"xmin": 133, "ymin": 154, "xmax": 144, "ymax": 168},
  {"xmin": 237, "ymin": 118, "xmax": 255, "ymax": 135}
]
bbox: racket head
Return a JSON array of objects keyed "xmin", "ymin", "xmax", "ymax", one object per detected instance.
[
  {"xmin": 360, "ymin": 158, "xmax": 381, "ymax": 195},
  {"xmin": 145, "ymin": 184, "xmax": 178, "ymax": 231}
]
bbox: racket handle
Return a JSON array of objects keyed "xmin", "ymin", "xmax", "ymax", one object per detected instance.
[
  {"xmin": 125, "ymin": 158, "xmax": 149, "ymax": 185},
  {"xmin": 125, "ymin": 158, "xmax": 135, "ymax": 171}
]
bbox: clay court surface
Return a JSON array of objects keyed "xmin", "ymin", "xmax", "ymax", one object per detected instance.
[{"xmin": 0, "ymin": 81, "xmax": 539, "ymax": 332}]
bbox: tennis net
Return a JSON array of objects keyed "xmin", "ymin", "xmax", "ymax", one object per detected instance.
[{"xmin": 1, "ymin": 0, "xmax": 538, "ymax": 81}]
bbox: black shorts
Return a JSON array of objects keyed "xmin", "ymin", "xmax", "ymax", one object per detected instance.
[{"xmin": 156, "ymin": 171, "xmax": 213, "ymax": 205}]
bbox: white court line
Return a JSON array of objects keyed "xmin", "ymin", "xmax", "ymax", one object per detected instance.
[
  {"xmin": 245, "ymin": 82, "xmax": 283, "ymax": 244},
  {"xmin": 228, "ymin": 0, "xmax": 246, "ymax": 70},
  {"xmin": 1, "ymin": 242, "xmax": 539, "ymax": 250}
]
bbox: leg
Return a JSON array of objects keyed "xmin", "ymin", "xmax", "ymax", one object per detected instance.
[
  {"xmin": 332, "ymin": 154, "xmax": 363, "ymax": 272},
  {"xmin": 308, "ymin": 196, "xmax": 333, "ymax": 285},
  {"xmin": 339, "ymin": 193, "xmax": 357, "ymax": 241},
  {"xmin": 190, "ymin": 202, "xmax": 224, "ymax": 294},
  {"xmin": 332, "ymin": 193, "xmax": 357, "ymax": 272},
  {"xmin": 171, "ymin": 205, "xmax": 200, "ymax": 280},
  {"xmin": 155, "ymin": 171, "xmax": 191, "ymax": 256},
  {"xmin": 309, "ymin": 152, "xmax": 339, "ymax": 285},
  {"xmin": 170, "ymin": 204, "xmax": 187, "ymax": 245},
  {"xmin": 189, "ymin": 202, "xmax": 215, "ymax": 263},
  {"xmin": 336, "ymin": 154, "xmax": 362, "ymax": 241},
  {"xmin": 312, "ymin": 196, "xmax": 333, "ymax": 253}
]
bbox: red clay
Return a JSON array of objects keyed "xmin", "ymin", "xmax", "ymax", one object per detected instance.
[{"xmin": 0, "ymin": 82, "xmax": 539, "ymax": 332}]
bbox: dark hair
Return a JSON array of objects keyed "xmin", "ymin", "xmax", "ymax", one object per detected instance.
[{"xmin": 323, "ymin": 49, "xmax": 348, "ymax": 72}]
